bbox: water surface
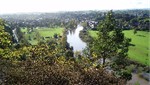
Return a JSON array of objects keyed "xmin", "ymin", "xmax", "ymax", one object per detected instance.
[{"xmin": 67, "ymin": 25, "xmax": 86, "ymax": 51}]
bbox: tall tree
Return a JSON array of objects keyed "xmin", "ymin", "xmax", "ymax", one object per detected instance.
[{"xmin": 90, "ymin": 10, "xmax": 131, "ymax": 68}]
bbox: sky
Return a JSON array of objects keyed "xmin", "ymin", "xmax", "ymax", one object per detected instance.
[{"xmin": 0, "ymin": 0, "xmax": 149, "ymax": 14}]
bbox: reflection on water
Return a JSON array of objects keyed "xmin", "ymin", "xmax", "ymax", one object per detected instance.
[{"xmin": 67, "ymin": 25, "xmax": 87, "ymax": 51}]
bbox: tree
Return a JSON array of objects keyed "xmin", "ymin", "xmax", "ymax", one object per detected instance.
[
  {"xmin": 90, "ymin": 10, "xmax": 115, "ymax": 66},
  {"xmin": 90, "ymin": 10, "xmax": 132, "ymax": 81},
  {"xmin": 0, "ymin": 19, "xmax": 12, "ymax": 60},
  {"xmin": 0, "ymin": 19, "xmax": 12, "ymax": 49},
  {"xmin": 90, "ymin": 10, "xmax": 131, "ymax": 68},
  {"xmin": 65, "ymin": 19, "xmax": 77, "ymax": 29}
]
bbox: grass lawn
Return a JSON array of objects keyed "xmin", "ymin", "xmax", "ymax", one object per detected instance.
[
  {"xmin": 21, "ymin": 27, "xmax": 64, "ymax": 45},
  {"xmin": 89, "ymin": 30, "xmax": 150, "ymax": 66},
  {"xmin": 123, "ymin": 30, "xmax": 149, "ymax": 66},
  {"xmin": 37, "ymin": 27, "xmax": 63, "ymax": 37},
  {"xmin": 21, "ymin": 27, "xmax": 28, "ymax": 33},
  {"xmin": 89, "ymin": 31, "xmax": 98, "ymax": 38}
]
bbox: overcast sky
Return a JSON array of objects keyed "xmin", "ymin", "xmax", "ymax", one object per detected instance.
[{"xmin": 0, "ymin": 0, "xmax": 149, "ymax": 14}]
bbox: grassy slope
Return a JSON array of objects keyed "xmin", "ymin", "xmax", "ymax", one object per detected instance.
[
  {"xmin": 21, "ymin": 27, "xmax": 63, "ymax": 45},
  {"xmin": 89, "ymin": 30, "xmax": 150, "ymax": 66},
  {"xmin": 123, "ymin": 30, "xmax": 149, "ymax": 65}
]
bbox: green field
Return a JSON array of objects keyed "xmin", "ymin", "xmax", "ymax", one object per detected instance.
[
  {"xmin": 89, "ymin": 30, "xmax": 150, "ymax": 66},
  {"xmin": 21, "ymin": 27, "xmax": 64, "ymax": 45}
]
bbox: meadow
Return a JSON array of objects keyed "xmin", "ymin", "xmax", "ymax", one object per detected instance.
[
  {"xmin": 21, "ymin": 27, "xmax": 64, "ymax": 45},
  {"xmin": 89, "ymin": 30, "xmax": 150, "ymax": 66}
]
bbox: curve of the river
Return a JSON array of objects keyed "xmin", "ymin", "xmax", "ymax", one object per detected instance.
[{"xmin": 67, "ymin": 25, "xmax": 86, "ymax": 52}]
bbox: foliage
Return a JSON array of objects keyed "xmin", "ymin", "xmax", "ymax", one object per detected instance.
[
  {"xmin": 65, "ymin": 19, "xmax": 77, "ymax": 29},
  {"xmin": 90, "ymin": 11, "xmax": 130, "ymax": 66},
  {"xmin": 0, "ymin": 40, "xmax": 125, "ymax": 85},
  {"xmin": 0, "ymin": 19, "xmax": 126, "ymax": 84},
  {"xmin": 90, "ymin": 11, "xmax": 115, "ymax": 66},
  {"xmin": 0, "ymin": 19, "xmax": 12, "ymax": 49},
  {"xmin": 89, "ymin": 11, "xmax": 131, "ymax": 80},
  {"xmin": 2, "ymin": 58, "xmax": 125, "ymax": 85},
  {"xmin": 0, "ymin": 19, "xmax": 12, "ymax": 58}
]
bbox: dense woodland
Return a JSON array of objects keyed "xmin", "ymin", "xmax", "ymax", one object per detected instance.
[{"xmin": 0, "ymin": 9, "xmax": 149, "ymax": 85}]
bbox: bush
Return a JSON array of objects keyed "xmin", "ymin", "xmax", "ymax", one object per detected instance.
[{"xmin": 2, "ymin": 58, "xmax": 125, "ymax": 85}]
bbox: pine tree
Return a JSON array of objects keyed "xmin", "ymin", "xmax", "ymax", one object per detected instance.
[{"xmin": 91, "ymin": 10, "xmax": 131, "ymax": 68}]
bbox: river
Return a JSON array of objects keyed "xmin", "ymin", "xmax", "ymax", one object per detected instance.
[{"xmin": 67, "ymin": 25, "xmax": 86, "ymax": 51}]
